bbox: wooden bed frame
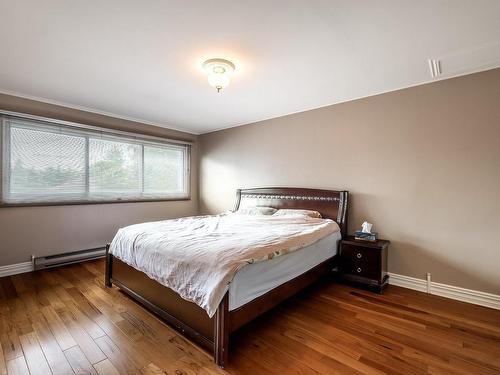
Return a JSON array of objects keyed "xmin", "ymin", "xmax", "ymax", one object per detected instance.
[{"xmin": 105, "ymin": 187, "xmax": 348, "ymax": 367}]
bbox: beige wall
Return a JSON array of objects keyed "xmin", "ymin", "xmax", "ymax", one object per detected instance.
[
  {"xmin": 199, "ymin": 68, "xmax": 500, "ymax": 294},
  {"xmin": 0, "ymin": 94, "xmax": 198, "ymax": 266}
]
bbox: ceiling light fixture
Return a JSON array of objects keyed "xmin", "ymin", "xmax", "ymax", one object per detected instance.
[{"xmin": 202, "ymin": 58, "xmax": 235, "ymax": 93}]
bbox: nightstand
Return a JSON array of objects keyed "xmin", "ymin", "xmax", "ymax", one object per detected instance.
[{"xmin": 337, "ymin": 236, "xmax": 390, "ymax": 293}]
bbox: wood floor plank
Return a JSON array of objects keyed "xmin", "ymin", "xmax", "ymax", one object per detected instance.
[
  {"xmin": 30, "ymin": 310, "xmax": 75, "ymax": 375},
  {"xmin": 1, "ymin": 260, "xmax": 500, "ymax": 375},
  {"xmin": 447, "ymin": 355, "xmax": 500, "ymax": 375},
  {"xmin": 86, "ymin": 286, "xmax": 127, "ymax": 315},
  {"xmin": 232, "ymin": 334, "xmax": 319, "ymax": 375},
  {"xmin": 284, "ymin": 313, "xmax": 427, "ymax": 374},
  {"xmin": 64, "ymin": 346, "xmax": 97, "ymax": 375},
  {"xmin": 10, "ymin": 276, "xmax": 28, "ymax": 296},
  {"xmin": 19, "ymin": 332, "xmax": 53, "ymax": 375},
  {"xmin": 79, "ymin": 290, "xmax": 124, "ymax": 325},
  {"xmin": 5, "ymin": 356, "xmax": 30, "ymax": 375},
  {"xmin": 0, "ymin": 305, "xmax": 24, "ymax": 362},
  {"xmin": 140, "ymin": 363, "xmax": 167, "ymax": 375},
  {"xmin": 238, "ymin": 322, "xmax": 364, "ymax": 375},
  {"xmin": 51, "ymin": 270, "xmax": 74, "ymax": 290},
  {"xmin": 64, "ymin": 288, "xmax": 102, "ymax": 321},
  {"xmin": 81, "ymin": 263, "xmax": 102, "ymax": 279},
  {"xmin": 92, "ymin": 316, "xmax": 152, "ymax": 370},
  {"xmin": 0, "ymin": 341, "xmax": 7, "ymax": 375},
  {"xmin": 0, "ymin": 329, "xmax": 23, "ymax": 362},
  {"xmin": 94, "ymin": 335, "xmax": 139, "ymax": 375},
  {"xmin": 113, "ymin": 318, "xmax": 143, "ymax": 342},
  {"xmin": 152, "ymin": 334, "xmax": 225, "ymax": 374},
  {"xmin": 55, "ymin": 269, "xmax": 80, "ymax": 290},
  {"xmin": 6, "ymin": 298, "xmax": 33, "ymax": 337},
  {"xmin": 93, "ymin": 359, "xmax": 120, "ymax": 375},
  {"xmin": 98, "ymin": 287, "xmax": 177, "ymax": 344},
  {"xmin": 18, "ymin": 292, "xmax": 41, "ymax": 314},
  {"xmin": 173, "ymin": 355, "xmax": 225, "ymax": 375},
  {"xmin": 63, "ymin": 300, "xmax": 106, "ymax": 340},
  {"xmin": 0, "ymin": 279, "xmax": 18, "ymax": 300},
  {"xmin": 41, "ymin": 306, "xmax": 78, "ymax": 351},
  {"xmin": 57, "ymin": 309, "xmax": 106, "ymax": 364}
]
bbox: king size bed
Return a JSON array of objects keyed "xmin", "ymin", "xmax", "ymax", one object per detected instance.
[{"xmin": 105, "ymin": 187, "xmax": 348, "ymax": 367}]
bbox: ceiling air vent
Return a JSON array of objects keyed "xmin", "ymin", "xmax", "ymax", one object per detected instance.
[{"xmin": 428, "ymin": 59, "xmax": 442, "ymax": 78}]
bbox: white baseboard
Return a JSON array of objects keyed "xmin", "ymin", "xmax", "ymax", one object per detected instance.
[
  {"xmin": 389, "ymin": 273, "xmax": 500, "ymax": 310},
  {"xmin": 388, "ymin": 273, "xmax": 428, "ymax": 293},
  {"xmin": 0, "ymin": 261, "xmax": 33, "ymax": 278}
]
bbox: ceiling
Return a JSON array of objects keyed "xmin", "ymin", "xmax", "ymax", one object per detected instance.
[{"xmin": 0, "ymin": 1, "xmax": 499, "ymax": 134}]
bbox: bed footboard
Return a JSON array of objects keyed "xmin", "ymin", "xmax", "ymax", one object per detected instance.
[
  {"xmin": 105, "ymin": 245, "xmax": 337, "ymax": 368},
  {"xmin": 105, "ymin": 247, "xmax": 215, "ymax": 348}
]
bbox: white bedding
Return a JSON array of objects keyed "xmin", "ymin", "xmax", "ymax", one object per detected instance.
[
  {"xmin": 110, "ymin": 212, "xmax": 340, "ymax": 317},
  {"xmin": 228, "ymin": 231, "xmax": 341, "ymax": 310}
]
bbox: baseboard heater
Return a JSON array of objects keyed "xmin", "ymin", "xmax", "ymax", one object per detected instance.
[{"xmin": 33, "ymin": 246, "xmax": 106, "ymax": 270}]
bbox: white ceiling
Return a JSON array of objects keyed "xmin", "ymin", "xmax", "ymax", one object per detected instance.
[{"xmin": 0, "ymin": 0, "xmax": 499, "ymax": 134}]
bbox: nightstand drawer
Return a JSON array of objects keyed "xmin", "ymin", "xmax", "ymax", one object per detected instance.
[
  {"xmin": 340, "ymin": 261, "xmax": 380, "ymax": 280},
  {"xmin": 341, "ymin": 244, "xmax": 379, "ymax": 265}
]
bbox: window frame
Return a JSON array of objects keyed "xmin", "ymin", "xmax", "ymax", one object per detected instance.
[{"xmin": 0, "ymin": 111, "xmax": 192, "ymax": 207}]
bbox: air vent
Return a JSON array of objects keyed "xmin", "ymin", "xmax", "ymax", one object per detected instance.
[
  {"xmin": 33, "ymin": 247, "xmax": 106, "ymax": 270},
  {"xmin": 428, "ymin": 59, "xmax": 442, "ymax": 78},
  {"xmin": 427, "ymin": 43, "xmax": 500, "ymax": 80}
]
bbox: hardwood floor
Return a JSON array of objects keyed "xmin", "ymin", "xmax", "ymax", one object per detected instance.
[{"xmin": 0, "ymin": 259, "xmax": 499, "ymax": 374}]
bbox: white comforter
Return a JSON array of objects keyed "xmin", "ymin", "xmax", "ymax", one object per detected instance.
[{"xmin": 109, "ymin": 213, "xmax": 339, "ymax": 317}]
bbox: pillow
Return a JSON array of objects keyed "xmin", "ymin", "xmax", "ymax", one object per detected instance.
[
  {"xmin": 273, "ymin": 209, "xmax": 322, "ymax": 218},
  {"xmin": 234, "ymin": 206, "xmax": 277, "ymax": 215}
]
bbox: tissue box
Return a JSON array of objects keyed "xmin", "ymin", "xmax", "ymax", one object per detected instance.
[{"xmin": 354, "ymin": 230, "xmax": 378, "ymax": 242}]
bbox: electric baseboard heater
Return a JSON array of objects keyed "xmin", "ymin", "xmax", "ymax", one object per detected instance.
[{"xmin": 33, "ymin": 247, "xmax": 106, "ymax": 270}]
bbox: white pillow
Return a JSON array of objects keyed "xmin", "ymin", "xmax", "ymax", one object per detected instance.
[
  {"xmin": 273, "ymin": 209, "xmax": 322, "ymax": 218},
  {"xmin": 234, "ymin": 206, "xmax": 277, "ymax": 215}
]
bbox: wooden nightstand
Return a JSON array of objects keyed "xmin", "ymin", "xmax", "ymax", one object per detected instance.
[{"xmin": 337, "ymin": 236, "xmax": 390, "ymax": 293}]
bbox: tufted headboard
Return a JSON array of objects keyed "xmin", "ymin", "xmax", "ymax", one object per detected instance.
[{"xmin": 234, "ymin": 187, "xmax": 348, "ymax": 237}]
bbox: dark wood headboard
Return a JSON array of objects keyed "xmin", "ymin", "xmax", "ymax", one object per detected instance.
[{"xmin": 234, "ymin": 187, "xmax": 348, "ymax": 237}]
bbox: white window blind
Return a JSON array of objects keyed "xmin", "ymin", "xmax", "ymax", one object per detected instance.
[{"xmin": 1, "ymin": 115, "xmax": 190, "ymax": 205}]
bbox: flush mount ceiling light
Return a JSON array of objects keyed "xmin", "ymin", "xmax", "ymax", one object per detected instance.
[{"xmin": 202, "ymin": 58, "xmax": 236, "ymax": 93}]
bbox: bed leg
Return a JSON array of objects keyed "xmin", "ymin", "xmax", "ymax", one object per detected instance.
[
  {"xmin": 214, "ymin": 293, "xmax": 229, "ymax": 368},
  {"xmin": 105, "ymin": 244, "xmax": 113, "ymax": 287}
]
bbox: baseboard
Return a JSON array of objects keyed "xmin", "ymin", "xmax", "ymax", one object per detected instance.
[
  {"xmin": 0, "ymin": 261, "xmax": 33, "ymax": 278},
  {"xmin": 388, "ymin": 273, "xmax": 428, "ymax": 293},
  {"xmin": 389, "ymin": 272, "xmax": 500, "ymax": 310}
]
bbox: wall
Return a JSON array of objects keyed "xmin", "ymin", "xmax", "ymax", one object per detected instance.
[
  {"xmin": 199, "ymin": 68, "xmax": 500, "ymax": 294},
  {"xmin": 0, "ymin": 94, "xmax": 198, "ymax": 266}
]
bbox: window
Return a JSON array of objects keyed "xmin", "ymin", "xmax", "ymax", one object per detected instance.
[{"xmin": 1, "ymin": 115, "xmax": 190, "ymax": 205}]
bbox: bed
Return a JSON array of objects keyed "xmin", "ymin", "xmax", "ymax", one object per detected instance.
[{"xmin": 105, "ymin": 187, "xmax": 348, "ymax": 367}]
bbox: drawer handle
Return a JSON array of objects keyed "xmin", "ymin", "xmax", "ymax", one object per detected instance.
[
  {"xmin": 357, "ymin": 267, "xmax": 362, "ymax": 273},
  {"xmin": 356, "ymin": 252, "xmax": 362, "ymax": 259}
]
